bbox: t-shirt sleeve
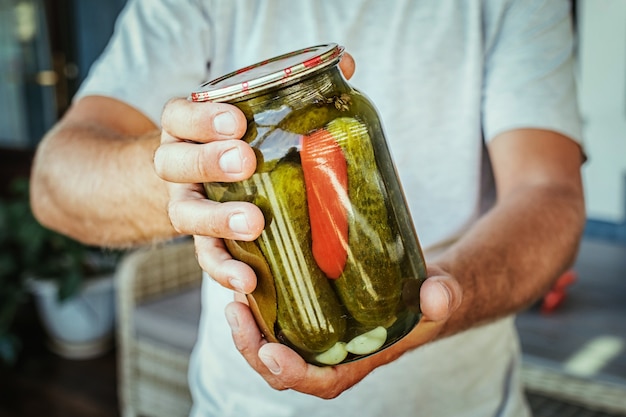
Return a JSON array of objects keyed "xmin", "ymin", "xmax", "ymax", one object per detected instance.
[
  {"xmin": 482, "ymin": 0, "xmax": 582, "ymax": 143},
  {"xmin": 74, "ymin": 0, "xmax": 212, "ymax": 125}
]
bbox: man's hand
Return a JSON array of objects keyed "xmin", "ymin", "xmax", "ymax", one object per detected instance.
[
  {"xmin": 154, "ymin": 98, "xmax": 265, "ymax": 293},
  {"xmin": 153, "ymin": 53, "xmax": 356, "ymax": 294},
  {"xmin": 225, "ymin": 268, "xmax": 462, "ymax": 399},
  {"xmin": 154, "ymin": 51, "xmax": 458, "ymax": 398}
]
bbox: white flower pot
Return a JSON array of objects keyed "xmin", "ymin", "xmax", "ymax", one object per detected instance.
[{"xmin": 27, "ymin": 274, "xmax": 116, "ymax": 359}]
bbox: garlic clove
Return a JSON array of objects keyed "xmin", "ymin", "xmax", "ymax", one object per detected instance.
[
  {"xmin": 345, "ymin": 326, "xmax": 387, "ymax": 355},
  {"xmin": 315, "ymin": 341, "xmax": 348, "ymax": 365}
]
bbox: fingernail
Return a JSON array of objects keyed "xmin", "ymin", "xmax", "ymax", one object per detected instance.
[
  {"xmin": 438, "ymin": 281, "xmax": 452, "ymax": 310},
  {"xmin": 229, "ymin": 213, "xmax": 249, "ymax": 234},
  {"xmin": 260, "ymin": 353, "xmax": 281, "ymax": 375},
  {"xmin": 226, "ymin": 309, "xmax": 239, "ymax": 332},
  {"xmin": 219, "ymin": 148, "xmax": 243, "ymax": 173},
  {"xmin": 229, "ymin": 276, "xmax": 244, "ymax": 292},
  {"xmin": 214, "ymin": 112, "xmax": 236, "ymax": 135}
]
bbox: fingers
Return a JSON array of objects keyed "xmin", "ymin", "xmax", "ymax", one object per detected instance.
[
  {"xmin": 165, "ymin": 181, "xmax": 263, "ymax": 294},
  {"xmin": 195, "ymin": 236, "xmax": 258, "ymax": 293},
  {"xmin": 225, "ymin": 301, "xmax": 349, "ymax": 398},
  {"xmin": 419, "ymin": 271, "xmax": 463, "ymax": 323},
  {"xmin": 155, "ymin": 99, "xmax": 255, "ymax": 184},
  {"xmin": 339, "ymin": 52, "xmax": 356, "ymax": 80},
  {"xmin": 226, "ymin": 301, "xmax": 275, "ymax": 376},
  {"xmin": 161, "ymin": 98, "xmax": 247, "ymax": 142},
  {"xmin": 157, "ymin": 99, "xmax": 262, "ymax": 294},
  {"xmin": 168, "ymin": 186, "xmax": 265, "ymax": 240},
  {"xmin": 155, "ymin": 139, "xmax": 256, "ymax": 183}
]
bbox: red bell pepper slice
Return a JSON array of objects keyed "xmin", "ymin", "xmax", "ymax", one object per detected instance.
[{"xmin": 300, "ymin": 129, "xmax": 349, "ymax": 279}]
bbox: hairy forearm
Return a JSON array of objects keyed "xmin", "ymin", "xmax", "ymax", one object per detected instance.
[
  {"xmin": 434, "ymin": 183, "xmax": 585, "ymax": 337},
  {"xmin": 31, "ymin": 122, "xmax": 179, "ymax": 248}
]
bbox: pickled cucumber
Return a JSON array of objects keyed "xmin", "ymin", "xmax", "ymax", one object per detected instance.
[
  {"xmin": 256, "ymin": 161, "xmax": 346, "ymax": 353},
  {"xmin": 328, "ymin": 117, "xmax": 403, "ymax": 327},
  {"xmin": 278, "ymin": 103, "xmax": 342, "ymax": 135}
]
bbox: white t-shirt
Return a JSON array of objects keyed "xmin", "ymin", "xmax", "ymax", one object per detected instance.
[{"xmin": 77, "ymin": 1, "xmax": 582, "ymax": 416}]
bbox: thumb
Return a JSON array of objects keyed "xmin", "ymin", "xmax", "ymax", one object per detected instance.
[
  {"xmin": 419, "ymin": 273, "xmax": 463, "ymax": 322},
  {"xmin": 339, "ymin": 52, "xmax": 356, "ymax": 80}
]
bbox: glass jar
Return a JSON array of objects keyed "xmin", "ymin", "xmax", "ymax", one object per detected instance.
[{"xmin": 191, "ymin": 44, "xmax": 427, "ymax": 366}]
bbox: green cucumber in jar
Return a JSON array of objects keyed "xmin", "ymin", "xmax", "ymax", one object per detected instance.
[
  {"xmin": 278, "ymin": 103, "xmax": 342, "ymax": 135},
  {"xmin": 329, "ymin": 117, "xmax": 403, "ymax": 328},
  {"xmin": 256, "ymin": 161, "xmax": 347, "ymax": 353}
]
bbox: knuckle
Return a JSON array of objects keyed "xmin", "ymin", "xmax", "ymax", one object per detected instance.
[
  {"xmin": 194, "ymin": 237, "xmax": 223, "ymax": 274},
  {"xmin": 166, "ymin": 201, "xmax": 185, "ymax": 233},
  {"xmin": 188, "ymin": 104, "xmax": 206, "ymax": 134},
  {"xmin": 268, "ymin": 381, "xmax": 289, "ymax": 392},
  {"xmin": 153, "ymin": 147, "xmax": 167, "ymax": 178},
  {"xmin": 196, "ymin": 144, "xmax": 214, "ymax": 179},
  {"xmin": 160, "ymin": 98, "xmax": 180, "ymax": 128}
]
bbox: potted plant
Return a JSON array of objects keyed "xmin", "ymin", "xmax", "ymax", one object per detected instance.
[{"xmin": 0, "ymin": 178, "xmax": 123, "ymax": 362}]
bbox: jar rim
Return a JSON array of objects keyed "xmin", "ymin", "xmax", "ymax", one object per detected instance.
[{"xmin": 190, "ymin": 43, "xmax": 344, "ymax": 103}]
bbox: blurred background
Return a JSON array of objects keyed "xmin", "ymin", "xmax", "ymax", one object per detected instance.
[{"xmin": 0, "ymin": 0, "xmax": 624, "ymax": 416}]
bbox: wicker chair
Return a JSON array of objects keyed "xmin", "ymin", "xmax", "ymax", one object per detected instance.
[
  {"xmin": 116, "ymin": 239, "xmax": 203, "ymax": 417},
  {"xmin": 522, "ymin": 360, "xmax": 626, "ymax": 415}
]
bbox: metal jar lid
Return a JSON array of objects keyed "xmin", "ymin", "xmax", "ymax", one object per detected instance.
[{"xmin": 190, "ymin": 43, "xmax": 344, "ymax": 103}]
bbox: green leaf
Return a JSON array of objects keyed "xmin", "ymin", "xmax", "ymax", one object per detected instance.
[{"xmin": 58, "ymin": 270, "xmax": 83, "ymax": 302}]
